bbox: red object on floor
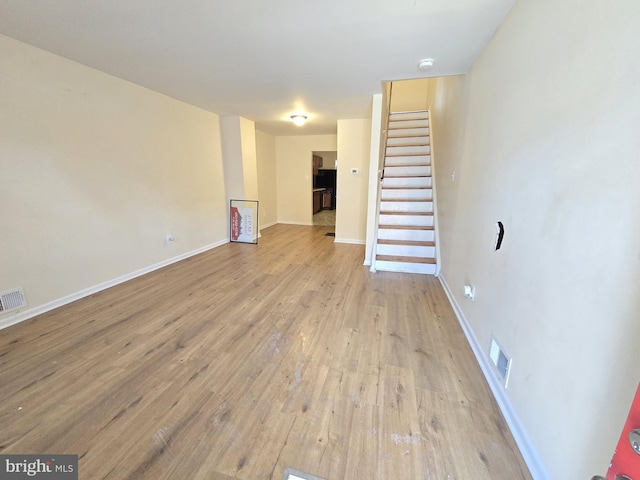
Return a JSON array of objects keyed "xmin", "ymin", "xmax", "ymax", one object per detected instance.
[{"xmin": 608, "ymin": 384, "xmax": 640, "ymax": 479}]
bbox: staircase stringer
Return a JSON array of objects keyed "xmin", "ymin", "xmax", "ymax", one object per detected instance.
[
  {"xmin": 427, "ymin": 109, "xmax": 441, "ymax": 276},
  {"xmin": 368, "ymin": 83, "xmax": 393, "ymax": 273}
]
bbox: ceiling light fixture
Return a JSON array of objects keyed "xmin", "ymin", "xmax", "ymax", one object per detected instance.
[
  {"xmin": 290, "ymin": 114, "xmax": 308, "ymax": 126},
  {"xmin": 418, "ymin": 58, "xmax": 434, "ymax": 71}
]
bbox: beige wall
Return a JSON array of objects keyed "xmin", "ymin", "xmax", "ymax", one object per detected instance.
[
  {"xmin": 240, "ymin": 117, "xmax": 259, "ymax": 200},
  {"xmin": 255, "ymin": 130, "xmax": 278, "ymax": 228},
  {"xmin": 389, "ymin": 78, "xmax": 437, "ymax": 112},
  {"xmin": 0, "ymin": 34, "xmax": 227, "ymax": 324},
  {"xmin": 275, "ymin": 135, "xmax": 337, "ymax": 225},
  {"xmin": 316, "ymin": 151, "xmax": 337, "ymax": 170},
  {"xmin": 430, "ymin": 0, "xmax": 640, "ymax": 478},
  {"xmin": 220, "ymin": 116, "xmax": 245, "ymax": 200},
  {"xmin": 336, "ymin": 119, "xmax": 371, "ymax": 244},
  {"xmin": 221, "ymin": 116, "xmax": 258, "ymax": 202}
]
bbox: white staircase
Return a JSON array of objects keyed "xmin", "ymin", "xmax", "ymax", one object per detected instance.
[{"xmin": 374, "ymin": 110, "xmax": 437, "ymax": 274}]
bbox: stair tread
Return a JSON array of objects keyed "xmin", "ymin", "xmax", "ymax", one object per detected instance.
[
  {"xmin": 382, "ymin": 186, "xmax": 431, "ymax": 190},
  {"xmin": 378, "ymin": 240, "xmax": 435, "ymax": 247},
  {"xmin": 385, "ymin": 153, "xmax": 430, "ymax": 157},
  {"xmin": 376, "ymin": 255, "xmax": 437, "ymax": 264},
  {"xmin": 383, "ymin": 175, "xmax": 431, "ymax": 178},
  {"xmin": 379, "ymin": 225, "xmax": 434, "ymax": 230},
  {"xmin": 380, "ymin": 211, "xmax": 433, "ymax": 216},
  {"xmin": 388, "ymin": 126, "xmax": 429, "ymax": 130},
  {"xmin": 387, "ymin": 139, "xmax": 430, "ymax": 143},
  {"xmin": 384, "ymin": 163, "xmax": 431, "ymax": 168},
  {"xmin": 390, "ymin": 109, "xmax": 429, "ymax": 114}
]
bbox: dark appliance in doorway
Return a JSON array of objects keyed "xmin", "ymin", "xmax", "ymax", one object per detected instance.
[{"xmin": 313, "ymin": 169, "xmax": 337, "ymax": 209}]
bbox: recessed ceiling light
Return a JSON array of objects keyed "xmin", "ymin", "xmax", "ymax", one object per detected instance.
[
  {"xmin": 418, "ymin": 58, "xmax": 434, "ymax": 71},
  {"xmin": 290, "ymin": 114, "xmax": 308, "ymax": 126}
]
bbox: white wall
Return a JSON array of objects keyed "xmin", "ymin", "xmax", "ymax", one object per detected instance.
[
  {"xmin": 256, "ymin": 130, "xmax": 278, "ymax": 229},
  {"xmin": 430, "ymin": 0, "xmax": 640, "ymax": 478},
  {"xmin": 336, "ymin": 119, "xmax": 372, "ymax": 244},
  {"xmin": 0, "ymin": 34, "xmax": 228, "ymax": 325},
  {"xmin": 275, "ymin": 135, "xmax": 337, "ymax": 225}
]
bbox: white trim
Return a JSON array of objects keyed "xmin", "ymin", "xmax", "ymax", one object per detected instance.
[
  {"xmin": 364, "ymin": 93, "xmax": 383, "ymax": 266},
  {"xmin": 438, "ymin": 274, "xmax": 551, "ymax": 480},
  {"xmin": 0, "ymin": 238, "xmax": 230, "ymax": 332},
  {"xmin": 334, "ymin": 238, "xmax": 365, "ymax": 245},
  {"xmin": 259, "ymin": 220, "xmax": 278, "ymax": 230},
  {"xmin": 428, "ymin": 109, "xmax": 442, "ymax": 276}
]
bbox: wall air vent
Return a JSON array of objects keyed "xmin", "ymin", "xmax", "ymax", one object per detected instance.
[
  {"xmin": 0, "ymin": 288, "xmax": 27, "ymax": 314},
  {"xmin": 489, "ymin": 336, "xmax": 512, "ymax": 388}
]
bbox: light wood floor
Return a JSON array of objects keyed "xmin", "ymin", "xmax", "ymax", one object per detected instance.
[{"xmin": 0, "ymin": 224, "xmax": 531, "ymax": 480}]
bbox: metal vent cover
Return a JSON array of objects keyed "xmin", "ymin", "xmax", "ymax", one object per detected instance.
[
  {"xmin": 0, "ymin": 287, "xmax": 27, "ymax": 314},
  {"xmin": 282, "ymin": 468, "xmax": 325, "ymax": 480},
  {"xmin": 489, "ymin": 336, "xmax": 512, "ymax": 388}
]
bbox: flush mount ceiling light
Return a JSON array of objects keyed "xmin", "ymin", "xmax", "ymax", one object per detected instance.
[
  {"xmin": 418, "ymin": 58, "xmax": 434, "ymax": 71},
  {"xmin": 290, "ymin": 114, "xmax": 308, "ymax": 126}
]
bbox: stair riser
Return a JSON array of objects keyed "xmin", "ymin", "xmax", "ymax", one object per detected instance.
[
  {"xmin": 384, "ymin": 166, "xmax": 431, "ymax": 177},
  {"xmin": 387, "ymin": 136, "xmax": 429, "ymax": 146},
  {"xmin": 389, "ymin": 111, "xmax": 429, "ymax": 121},
  {"xmin": 378, "ymin": 229, "xmax": 435, "ymax": 242},
  {"xmin": 384, "ymin": 155, "xmax": 430, "ymax": 166},
  {"xmin": 388, "ymin": 119, "xmax": 429, "ymax": 129},
  {"xmin": 377, "ymin": 244, "xmax": 436, "ymax": 257},
  {"xmin": 387, "ymin": 127, "xmax": 429, "ymax": 138},
  {"xmin": 380, "ymin": 201, "xmax": 433, "ymax": 213},
  {"xmin": 381, "ymin": 189, "xmax": 432, "ymax": 200},
  {"xmin": 379, "ymin": 214, "xmax": 434, "ymax": 227},
  {"xmin": 386, "ymin": 145, "xmax": 431, "ymax": 156},
  {"xmin": 375, "ymin": 260, "xmax": 436, "ymax": 275},
  {"xmin": 382, "ymin": 177, "xmax": 432, "ymax": 188}
]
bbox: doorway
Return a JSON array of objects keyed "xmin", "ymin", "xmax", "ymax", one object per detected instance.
[{"xmin": 311, "ymin": 151, "xmax": 337, "ymax": 226}]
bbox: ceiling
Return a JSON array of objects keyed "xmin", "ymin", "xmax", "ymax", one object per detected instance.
[{"xmin": 0, "ymin": 0, "xmax": 514, "ymax": 135}]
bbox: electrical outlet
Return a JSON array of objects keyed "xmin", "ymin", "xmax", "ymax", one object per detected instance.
[
  {"xmin": 165, "ymin": 233, "xmax": 174, "ymax": 245},
  {"xmin": 463, "ymin": 284, "xmax": 475, "ymax": 301}
]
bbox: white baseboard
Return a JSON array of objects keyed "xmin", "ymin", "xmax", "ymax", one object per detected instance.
[
  {"xmin": 0, "ymin": 238, "xmax": 230, "ymax": 332},
  {"xmin": 438, "ymin": 274, "xmax": 551, "ymax": 480},
  {"xmin": 334, "ymin": 238, "xmax": 365, "ymax": 245},
  {"xmin": 259, "ymin": 221, "xmax": 278, "ymax": 230},
  {"xmin": 277, "ymin": 220, "xmax": 314, "ymax": 226}
]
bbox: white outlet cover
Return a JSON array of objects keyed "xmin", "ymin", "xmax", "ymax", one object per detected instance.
[{"xmin": 463, "ymin": 285, "xmax": 475, "ymax": 300}]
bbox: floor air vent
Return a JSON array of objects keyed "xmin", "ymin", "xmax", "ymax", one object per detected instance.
[
  {"xmin": 0, "ymin": 288, "xmax": 27, "ymax": 314},
  {"xmin": 282, "ymin": 468, "xmax": 325, "ymax": 480}
]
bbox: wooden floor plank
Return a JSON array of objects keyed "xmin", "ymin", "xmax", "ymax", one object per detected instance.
[{"xmin": 0, "ymin": 224, "xmax": 531, "ymax": 479}]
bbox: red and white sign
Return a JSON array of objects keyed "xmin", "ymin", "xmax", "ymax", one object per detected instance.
[
  {"xmin": 607, "ymin": 384, "xmax": 640, "ymax": 479},
  {"xmin": 230, "ymin": 206, "xmax": 255, "ymax": 243}
]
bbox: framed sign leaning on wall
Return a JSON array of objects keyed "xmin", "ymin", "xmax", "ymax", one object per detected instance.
[{"xmin": 230, "ymin": 200, "xmax": 259, "ymax": 244}]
